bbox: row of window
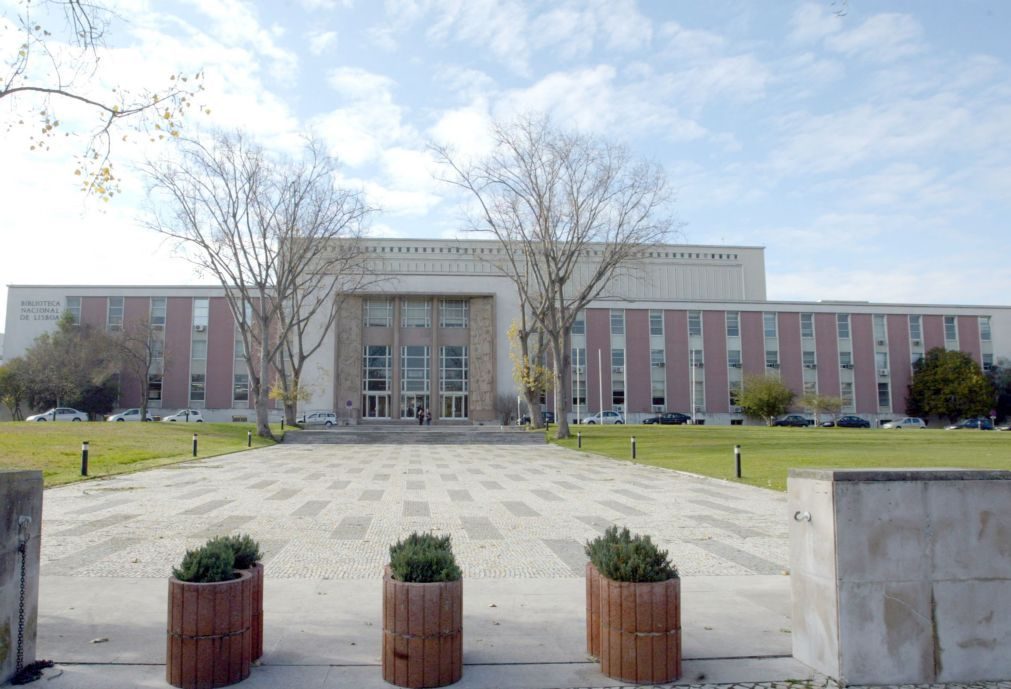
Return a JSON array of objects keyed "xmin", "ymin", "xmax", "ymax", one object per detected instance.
[
  {"xmin": 360, "ymin": 345, "xmax": 470, "ymax": 419},
  {"xmin": 364, "ymin": 298, "xmax": 469, "ymax": 329},
  {"xmin": 143, "ymin": 372, "xmax": 249, "ymax": 404}
]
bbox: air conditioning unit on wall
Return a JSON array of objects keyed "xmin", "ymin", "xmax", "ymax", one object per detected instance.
[
  {"xmin": 841, "ymin": 363, "xmax": 854, "ymax": 369},
  {"xmin": 876, "ymin": 339, "xmax": 886, "ymax": 346},
  {"xmin": 912, "ymin": 339, "xmax": 922, "ymax": 346},
  {"xmin": 194, "ymin": 325, "xmax": 207, "ymax": 332},
  {"xmin": 878, "ymin": 368, "xmax": 889, "ymax": 376},
  {"xmin": 804, "ymin": 364, "xmax": 817, "ymax": 369}
]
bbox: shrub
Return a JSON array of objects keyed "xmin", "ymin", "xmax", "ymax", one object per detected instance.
[
  {"xmin": 172, "ymin": 541, "xmax": 236, "ymax": 583},
  {"xmin": 207, "ymin": 533, "xmax": 262, "ymax": 569},
  {"xmin": 389, "ymin": 532, "xmax": 462, "ymax": 583},
  {"xmin": 585, "ymin": 525, "xmax": 677, "ymax": 583}
]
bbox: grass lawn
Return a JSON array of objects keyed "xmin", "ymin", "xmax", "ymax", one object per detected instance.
[
  {"xmin": 550, "ymin": 425, "xmax": 1011, "ymax": 491},
  {"xmin": 0, "ymin": 421, "xmax": 282, "ymax": 486}
]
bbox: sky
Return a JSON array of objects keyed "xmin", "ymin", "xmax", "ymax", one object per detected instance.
[{"xmin": 2, "ymin": 0, "xmax": 1011, "ymax": 323}]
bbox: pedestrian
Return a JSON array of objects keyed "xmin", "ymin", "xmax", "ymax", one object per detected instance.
[
  {"xmin": 417, "ymin": 407, "xmax": 424, "ymax": 426},
  {"xmin": 425, "ymin": 409, "xmax": 432, "ymax": 426}
]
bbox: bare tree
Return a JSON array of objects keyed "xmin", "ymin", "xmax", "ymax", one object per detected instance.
[
  {"xmin": 143, "ymin": 131, "xmax": 374, "ymax": 437},
  {"xmin": 111, "ymin": 318, "xmax": 166, "ymax": 422},
  {"xmin": 434, "ymin": 115, "xmax": 674, "ymax": 438},
  {"xmin": 2, "ymin": 1, "xmax": 204, "ymax": 199}
]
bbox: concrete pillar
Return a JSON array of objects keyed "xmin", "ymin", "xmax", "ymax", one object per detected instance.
[
  {"xmin": 789, "ymin": 468, "xmax": 1011, "ymax": 685},
  {"xmin": 1, "ymin": 470, "xmax": 43, "ymax": 684}
]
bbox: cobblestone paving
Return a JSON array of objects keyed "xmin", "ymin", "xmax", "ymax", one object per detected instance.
[
  {"xmin": 41, "ymin": 443, "xmax": 790, "ymax": 579},
  {"xmin": 561, "ymin": 682, "xmax": 1011, "ymax": 689}
]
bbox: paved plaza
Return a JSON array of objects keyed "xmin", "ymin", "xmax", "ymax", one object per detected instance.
[{"xmin": 31, "ymin": 439, "xmax": 967, "ymax": 689}]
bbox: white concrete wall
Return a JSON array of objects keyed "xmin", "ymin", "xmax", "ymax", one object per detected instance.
[{"xmin": 789, "ymin": 468, "xmax": 1011, "ymax": 685}]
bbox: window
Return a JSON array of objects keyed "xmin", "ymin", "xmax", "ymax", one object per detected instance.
[
  {"xmin": 610, "ymin": 310, "xmax": 625, "ymax": 335},
  {"xmin": 233, "ymin": 373, "xmax": 249, "ymax": 402},
  {"xmin": 909, "ymin": 315, "xmax": 922, "ymax": 342},
  {"xmin": 572, "ymin": 312, "xmax": 585, "ymax": 335},
  {"xmin": 728, "ymin": 349, "xmax": 742, "ymax": 368},
  {"xmin": 692, "ymin": 380, "xmax": 705, "ymax": 409},
  {"xmin": 401, "ymin": 346, "xmax": 430, "ymax": 418},
  {"xmin": 983, "ymin": 353, "xmax": 994, "ymax": 370},
  {"xmin": 107, "ymin": 296, "xmax": 124, "ymax": 331},
  {"xmin": 193, "ymin": 298, "xmax": 209, "ymax": 329},
  {"xmin": 651, "ymin": 379, "xmax": 665, "ymax": 408},
  {"xmin": 878, "ymin": 382, "xmax": 891, "ymax": 408},
  {"xmin": 611, "ymin": 349, "xmax": 625, "ymax": 372},
  {"xmin": 572, "ymin": 348, "xmax": 587, "ymax": 408},
  {"xmin": 873, "ymin": 315, "xmax": 886, "ymax": 342},
  {"xmin": 766, "ymin": 350, "xmax": 779, "ymax": 368},
  {"xmin": 980, "ymin": 317, "xmax": 992, "ymax": 342},
  {"xmin": 837, "ymin": 314, "xmax": 850, "ymax": 339},
  {"xmin": 841, "ymin": 382, "xmax": 854, "ymax": 408},
  {"xmin": 944, "ymin": 316, "xmax": 957, "ymax": 341},
  {"xmin": 650, "ymin": 349, "xmax": 665, "ymax": 367},
  {"xmin": 151, "ymin": 338, "xmax": 164, "ymax": 362},
  {"xmin": 839, "ymin": 351, "xmax": 853, "ymax": 368},
  {"xmin": 571, "ymin": 347, "xmax": 586, "ymax": 370},
  {"xmin": 66, "ymin": 296, "xmax": 81, "ymax": 324},
  {"xmin": 649, "ymin": 311, "xmax": 664, "ymax": 336},
  {"xmin": 151, "ymin": 297, "xmax": 166, "ymax": 327},
  {"xmin": 439, "ymin": 299, "xmax": 469, "ymax": 328},
  {"xmin": 364, "ymin": 298, "xmax": 393, "ymax": 327},
  {"xmin": 191, "ymin": 340, "xmax": 207, "ymax": 360},
  {"xmin": 688, "ymin": 311, "xmax": 702, "ymax": 337},
  {"xmin": 190, "ymin": 373, "xmax": 205, "ymax": 402},
  {"xmin": 875, "ymin": 352, "xmax": 889, "ymax": 371},
  {"xmin": 234, "ymin": 338, "xmax": 246, "ymax": 359},
  {"xmin": 803, "ymin": 351, "xmax": 816, "ymax": 368},
  {"xmin": 401, "ymin": 299, "xmax": 431, "ymax": 328},
  {"xmin": 729, "ymin": 380, "xmax": 742, "ymax": 407},
  {"xmin": 691, "ymin": 349, "xmax": 703, "ymax": 367},
  {"xmin": 763, "ymin": 312, "xmax": 778, "ymax": 338},
  {"xmin": 440, "ymin": 346, "xmax": 469, "ymax": 418},
  {"xmin": 612, "ymin": 378, "xmax": 625, "ymax": 407},
  {"xmin": 148, "ymin": 374, "xmax": 163, "ymax": 401},
  {"xmin": 726, "ymin": 311, "xmax": 740, "ymax": 337},
  {"xmin": 363, "ymin": 346, "xmax": 392, "ymax": 391},
  {"xmin": 800, "ymin": 313, "xmax": 814, "ymax": 338}
]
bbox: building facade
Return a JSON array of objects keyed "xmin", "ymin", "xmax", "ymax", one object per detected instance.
[{"xmin": 4, "ymin": 239, "xmax": 1009, "ymax": 424}]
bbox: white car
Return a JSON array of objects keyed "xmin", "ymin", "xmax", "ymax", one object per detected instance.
[
  {"xmin": 882, "ymin": 417, "xmax": 926, "ymax": 429},
  {"xmin": 106, "ymin": 408, "xmax": 154, "ymax": 422},
  {"xmin": 583, "ymin": 410, "xmax": 625, "ymax": 425},
  {"xmin": 162, "ymin": 409, "xmax": 204, "ymax": 423},
  {"xmin": 297, "ymin": 411, "xmax": 337, "ymax": 427},
  {"xmin": 26, "ymin": 407, "xmax": 87, "ymax": 422}
]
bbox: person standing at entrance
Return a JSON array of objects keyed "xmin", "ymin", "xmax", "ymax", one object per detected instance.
[
  {"xmin": 417, "ymin": 407, "xmax": 424, "ymax": 426},
  {"xmin": 425, "ymin": 409, "xmax": 432, "ymax": 426}
]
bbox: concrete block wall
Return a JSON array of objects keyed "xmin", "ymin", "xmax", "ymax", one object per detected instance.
[
  {"xmin": 788, "ymin": 468, "xmax": 1011, "ymax": 685},
  {"xmin": 1, "ymin": 470, "xmax": 43, "ymax": 684}
]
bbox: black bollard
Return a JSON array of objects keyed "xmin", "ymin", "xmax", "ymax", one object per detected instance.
[
  {"xmin": 577, "ymin": 432, "xmax": 582, "ymax": 449},
  {"xmin": 735, "ymin": 444, "xmax": 742, "ymax": 478},
  {"xmin": 281, "ymin": 418, "xmax": 285, "ymax": 431},
  {"xmin": 192, "ymin": 433, "xmax": 198, "ymax": 457},
  {"xmin": 247, "ymin": 430, "xmax": 252, "ymax": 448},
  {"xmin": 631, "ymin": 436, "xmax": 637, "ymax": 459},
  {"xmin": 81, "ymin": 441, "xmax": 89, "ymax": 476}
]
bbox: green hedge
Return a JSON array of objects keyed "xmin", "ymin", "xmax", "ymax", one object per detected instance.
[
  {"xmin": 389, "ymin": 532, "xmax": 462, "ymax": 583},
  {"xmin": 585, "ymin": 525, "xmax": 677, "ymax": 583}
]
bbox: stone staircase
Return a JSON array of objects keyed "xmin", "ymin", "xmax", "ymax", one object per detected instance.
[{"xmin": 283, "ymin": 425, "xmax": 548, "ymax": 445}]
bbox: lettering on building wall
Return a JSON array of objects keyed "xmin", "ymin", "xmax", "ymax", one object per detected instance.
[{"xmin": 19, "ymin": 299, "xmax": 63, "ymax": 321}]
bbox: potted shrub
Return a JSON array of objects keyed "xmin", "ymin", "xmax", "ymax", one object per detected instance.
[
  {"xmin": 167, "ymin": 541, "xmax": 253, "ymax": 689},
  {"xmin": 382, "ymin": 532, "xmax": 463, "ymax": 689},
  {"xmin": 585, "ymin": 526, "xmax": 681, "ymax": 684},
  {"xmin": 209, "ymin": 534, "xmax": 264, "ymax": 660}
]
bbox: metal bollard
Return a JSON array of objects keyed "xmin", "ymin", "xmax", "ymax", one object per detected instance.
[
  {"xmin": 247, "ymin": 430, "xmax": 252, "ymax": 448},
  {"xmin": 281, "ymin": 418, "xmax": 285, "ymax": 431},
  {"xmin": 81, "ymin": 441, "xmax": 89, "ymax": 476},
  {"xmin": 631, "ymin": 436, "xmax": 637, "ymax": 459},
  {"xmin": 192, "ymin": 433, "xmax": 198, "ymax": 457},
  {"xmin": 734, "ymin": 444, "xmax": 742, "ymax": 478},
  {"xmin": 577, "ymin": 432, "xmax": 582, "ymax": 449}
]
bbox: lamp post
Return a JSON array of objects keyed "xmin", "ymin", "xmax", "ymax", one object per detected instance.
[{"xmin": 690, "ymin": 349, "xmax": 696, "ymax": 425}]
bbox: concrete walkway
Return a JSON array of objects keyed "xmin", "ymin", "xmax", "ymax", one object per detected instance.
[{"xmin": 34, "ymin": 442, "xmax": 812, "ymax": 688}]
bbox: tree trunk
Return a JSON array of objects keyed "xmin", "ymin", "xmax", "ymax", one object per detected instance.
[
  {"xmin": 551, "ymin": 331, "xmax": 573, "ymax": 439},
  {"xmin": 284, "ymin": 400, "xmax": 297, "ymax": 427},
  {"xmin": 255, "ymin": 318, "xmax": 273, "ymax": 438}
]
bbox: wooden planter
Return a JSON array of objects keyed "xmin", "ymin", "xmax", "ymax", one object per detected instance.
[
  {"xmin": 382, "ymin": 567, "xmax": 463, "ymax": 688},
  {"xmin": 585, "ymin": 562, "xmax": 601, "ymax": 659},
  {"xmin": 598, "ymin": 573, "xmax": 681, "ymax": 684},
  {"xmin": 244, "ymin": 562, "xmax": 264, "ymax": 661},
  {"xmin": 166, "ymin": 570, "xmax": 253, "ymax": 689}
]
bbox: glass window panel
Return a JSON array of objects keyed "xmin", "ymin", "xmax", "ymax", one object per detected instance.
[
  {"xmin": 688, "ymin": 311, "xmax": 702, "ymax": 336},
  {"xmin": 150, "ymin": 297, "xmax": 166, "ymax": 327},
  {"xmin": 610, "ymin": 310, "xmax": 625, "ymax": 335},
  {"xmin": 876, "ymin": 351, "xmax": 889, "ymax": 370},
  {"xmin": 190, "ymin": 373, "xmax": 205, "ymax": 402},
  {"xmin": 191, "ymin": 340, "xmax": 207, "ymax": 360},
  {"xmin": 439, "ymin": 299, "xmax": 469, "ymax": 328},
  {"xmin": 980, "ymin": 317, "xmax": 992, "ymax": 342},
  {"xmin": 66, "ymin": 296, "xmax": 81, "ymax": 324},
  {"xmin": 728, "ymin": 349, "xmax": 742, "ymax": 367},
  {"xmin": 878, "ymin": 382, "xmax": 890, "ymax": 407},
  {"xmin": 649, "ymin": 311, "xmax": 663, "ymax": 336},
  {"xmin": 763, "ymin": 312, "xmax": 777, "ymax": 338},
  {"xmin": 572, "ymin": 312, "xmax": 585, "ymax": 335},
  {"xmin": 944, "ymin": 316, "xmax": 957, "ymax": 341},
  {"xmin": 840, "ymin": 351, "xmax": 852, "ymax": 367},
  {"xmin": 837, "ymin": 314, "xmax": 850, "ymax": 339},
  {"xmin": 364, "ymin": 298, "xmax": 393, "ymax": 327},
  {"xmin": 800, "ymin": 313, "xmax": 814, "ymax": 338},
  {"xmin": 873, "ymin": 315, "xmax": 886, "ymax": 341},
  {"xmin": 192, "ymin": 298, "xmax": 209, "ymax": 328},
  {"xmin": 402, "ymin": 299, "xmax": 431, "ymax": 328},
  {"xmin": 803, "ymin": 350, "xmax": 816, "ymax": 366},
  {"xmin": 233, "ymin": 373, "xmax": 249, "ymax": 401},
  {"xmin": 726, "ymin": 312, "xmax": 740, "ymax": 337},
  {"xmin": 108, "ymin": 297, "xmax": 124, "ymax": 331},
  {"xmin": 909, "ymin": 315, "xmax": 922, "ymax": 340},
  {"xmin": 766, "ymin": 350, "xmax": 779, "ymax": 367},
  {"xmin": 650, "ymin": 349, "xmax": 665, "ymax": 367}
]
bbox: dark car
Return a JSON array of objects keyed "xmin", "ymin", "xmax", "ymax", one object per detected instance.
[
  {"xmin": 822, "ymin": 415, "xmax": 871, "ymax": 428},
  {"xmin": 945, "ymin": 417, "xmax": 994, "ymax": 430},
  {"xmin": 519, "ymin": 411, "xmax": 555, "ymax": 425},
  {"xmin": 643, "ymin": 412, "xmax": 692, "ymax": 425},
  {"xmin": 773, "ymin": 414, "xmax": 814, "ymax": 427}
]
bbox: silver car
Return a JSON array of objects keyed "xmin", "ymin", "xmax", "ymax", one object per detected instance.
[
  {"xmin": 106, "ymin": 408, "xmax": 154, "ymax": 422},
  {"xmin": 582, "ymin": 410, "xmax": 625, "ymax": 425},
  {"xmin": 297, "ymin": 411, "xmax": 337, "ymax": 427},
  {"xmin": 26, "ymin": 407, "xmax": 86, "ymax": 422},
  {"xmin": 882, "ymin": 417, "xmax": 926, "ymax": 429}
]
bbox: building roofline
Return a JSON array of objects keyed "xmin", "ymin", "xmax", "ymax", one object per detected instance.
[{"xmin": 359, "ymin": 237, "xmax": 767, "ymax": 251}]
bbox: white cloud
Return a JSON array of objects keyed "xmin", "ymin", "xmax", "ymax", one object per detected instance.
[
  {"xmin": 658, "ymin": 21, "xmax": 725, "ymax": 60},
  {"xmin": 179, "ymin": 0, "xmax": 298, "ymax": 79},
  {"xmin": 429, "ymin": 104, "xmax": 495, "ymax": 162},
  {"xmin": 789, "ymin": 2, "xmax": 841, "ymax": 44},
  {"xmin": 593, "ymin": 0, "xmax": 652, "ymax": 52},
  {"xmin": 307, "ymin": 30, "xmax": 338, "ymax": 55},
  {"xmin": 825, "ymin": 12, "xmax": 924, "ymax": 63}
]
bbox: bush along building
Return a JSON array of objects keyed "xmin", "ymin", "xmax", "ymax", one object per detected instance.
[{"xmin": 4, "ymin": 239, "xmax": 1009, "ymax": 425}]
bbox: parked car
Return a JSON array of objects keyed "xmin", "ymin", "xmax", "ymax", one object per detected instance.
[
  {"xmin": 772, "ymin": 414, "xmax": 814, "ymax": 427},
  {"xmin": 882, "ymin": 417, "xmax": 926, "ymax": 429},
  {"xmin": 642, "ymin": 412, "xmax": 691, "ymax": 425},
  {"xmin": 821, "ymin": 415, "xmax": 871, "ymax": 428},
  {"xmin": 583, "ymin": 410, "xmax": 625, "ymax": 425},
  {"xmin": 945, "ymin": 417, "xmax": 994, "ymax": 430},
  {"xmin": 106, "ymin": 408, "xmax": 154, "ymax": 422},
  {"xmin": 26, "ymin": 407, "xmax": 86, "ymax": 422},
  {"xmin": 519, "ymin": 411, "xmax": 554, "ymax": 425},
  {"xmin": 161, "ymin": 409, "xmax": 204, "ymax": 423},
  {"xmin": 298, "ymin": 410, "xmax": 337, "ymax": 426}
]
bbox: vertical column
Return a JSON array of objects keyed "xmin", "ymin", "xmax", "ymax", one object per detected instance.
[
  {"xmin": 0, "ymin": 471, "xmax": 43, "ymax": 685},
  {"xmin": 431, "ymin": 297, "xmax": 440, "ymax": 422},
  {"xmin": 392, "ymin": 298, "xmax": 402, "ymax": 419}
]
